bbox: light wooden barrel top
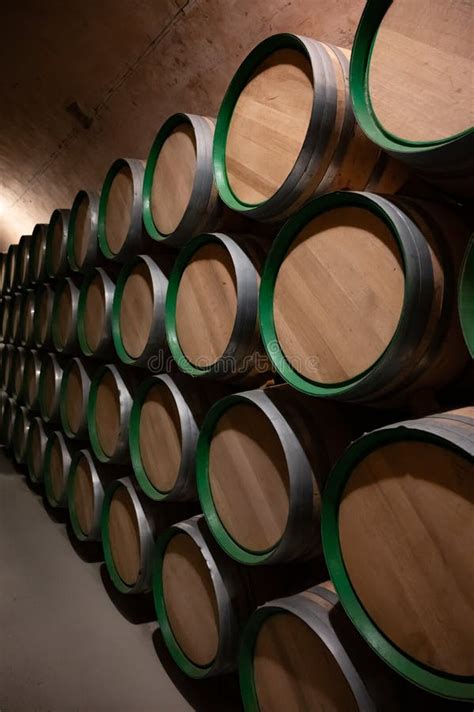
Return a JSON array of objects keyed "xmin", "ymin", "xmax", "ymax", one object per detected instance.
[
  {"xmin": 38, "ymin": 290, "xmax": 51, "ymax": 343},
  {"xmin": 95, "ymin": 370, "xmax": 121, "ymax": 457},
  {"xmin": 51, "ymin": 217, "xmax": 63, "ymax": 273},
  {"xmin": 30, "ymin": 422, "xmax": 43, "ymax": 478},
  {"xmin": 226, "ymin": 48, "xmax": 314, "ymax": 205},
  {"xmin": 105, "ymin": 166, "xmax": 133, "ymax": 254},
  {"xmin": 84, "ymin": 274, "xmax": 106, "ymax": 352},
  {"xmin": 73, "ymin": 454, "xmax": 94, "ymax": 536},
  {"xmin": 73, "ymin": 194, "xmax": 92, "ymax": 267},
  {"xmin": 49, "ymin": 437, "xmax": 64, "ymax": 502},
  {"xmin": 162, "ymin": 532, "xmax": 219, "ymax": 666},
  {"xmin": 209, "ymin": 403, "xmax": 289, "ymax": 552},
  {"xmin": 151, "ymin": 122, "xmax": 197, "ymax": 235},
  {"xmin": 66, "ymin": 362, "xmax": 83, "ymax": 434},
  {"xmin": 339, "ymin": 438, "xmax": 474, "ymax": 676},
  {"xmin": 57, "ymin": 286, "xmax": 72, "ymax": 347},
  {"xmin": 368, "ymin": 0, "xmax": 474, "ymax": 143},
  {"xmin": 43, "ymin": 360, "xmax": 56, "ymax": 416},
  {"xmin": 108, "ymin": 485, "xmax": 141, "ymax": 585},
  {"xmin": 273, "ymin": 207, "xmax": 405, "ymax": 383},
  {"xmin": 139, "ymin": 382, "xmax": 182, "ymax": 492},
  {"xmin": 175, "ymin": 243, "xmax": 238, "ymax": 367},
  {"xmin": 120, "ymin": 262, "xmax": 154, "ymax": 359},
  {"xmin": 254, "ymin": 611, "xmax": 358, "ymax": 712}
]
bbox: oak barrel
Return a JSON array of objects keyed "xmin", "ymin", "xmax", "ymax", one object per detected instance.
[
  {"xmin": 60, "ymin": 357, "xmax": 94, "ymax": 439},
  {"xmin": 98, "ymin": 158, "xmax": 146, "ymax": 262},
  {"xmin": 213, "ymin": 33, "xmax": 407, "ymax": 222},
  {"xmin": 45, "ymin": 208, "xmax": 71, "ymax": 279},
  {"xmin": 197, "ymin": 385, "xmax": 353, "ymax": 564},
  {"xmin": 166, "ymin": 232, "xmax": 271, "ymax": 382},
  {"xmin": 18, "ymin": 289, "xmax": 35, "ymax": 347},
  {"xmin": 260, "ymin": 191, "xmax": 471, "ymax": 403},
  {"xmin": 4, "ymin": 244, "xmax": 18, "ymax": 294},
  {"xmin": 350, "ymin": 0, "xmax": 473, "ymax": 199},
  {"xmin": 1, "ymin": 397, "xmax": 17, "ymax": 448},
  {"xmin": 12, "ymin": 405, "xmax": 31, "ymax": 464},
  {"xmin": 23, "ymin": 349, "xmax": 43, "ymax": 411},
  {"xmin": 28, "ymin": 223, "xmax": 48, "ymax": 285},
  {"xmin": 38, "ymin": 352, "xmax": 64, "ymax": 423},
  {"xmin": 77, "ymin": 267, "xmax": 116, "ymax": 358},
  {"xmin": 33, "ymin": 283, "xmax": 54, "ymax": 349},
  {"xmin": 0, "ymin": 254, "xmax": 6, "ymax": 295},
  {"xmin": 11, "ymin": 346, "xmax": 26, "ymax": 401},
  {"xmin": 44, "ymin": 430, "xmax": 75, "ymax": 508},
  {"xmin": 143, "ymin": 113, "xmax": 220, "ymax": 247},
  {"xmin": 26, "ymin": 416, "xmax": 50, "ymax": 484},
  {"xmin": 51, "ymin": 276, "xmax": 80, "ymax": 353},
  {"xmin": 67, "ymin": 189, "xmax": 100, "ymax": 272},
  {"xmin": 322, "ymin": 407, "xmax": 474, "ymax": 700},
  {"xmin": 16, "ymin": 234, "xmax": 32, "ymax": 288}
]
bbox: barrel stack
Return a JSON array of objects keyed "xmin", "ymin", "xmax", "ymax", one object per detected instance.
[{"xmin": 0, "ymin": 2, "xmax": 472, "ymax": 709}]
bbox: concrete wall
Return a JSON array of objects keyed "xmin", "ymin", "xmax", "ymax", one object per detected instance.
[{"xmin": 0, "ymin": 0, "xmax": 365, "ymax": 250}]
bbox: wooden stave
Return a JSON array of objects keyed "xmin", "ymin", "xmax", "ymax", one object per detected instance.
[
  {"xmin": 12, "ymin": 405, "xmax": 31, "ymax": 464},
  {"xmin": 25, "ymin": 416, "xmax": 51, "ymax": 484},
  {"xmin": 196, "ymin": 386, "xmax": 353, "ymax": 565},
  {"xmin": 51, "ymin": 276, "xmax": 81, "ymax": 354},
  {"xmin": 66, "ymin": 189, "xmax": 100, "ymax": 273},
  {"xmin": 59, "ymin": 356, "xmax": 94, "ymax": 439},
  {"xmin": 33, "ymin": 283, "xmax": 55, "ymax": 349},
  {"xmin": 77, "ymin": 266, "xmax": 117, "ymax": 359},
  {"xmin": 45, "ymin": 208, "xmax": 71, "ymax": 279},
  {"xmin": 38, "ymin": 352, "xmax": 64, "ymax": 424},
  {"xmin": 22, "ymin": 349, "xmax": 44, "ymax": 412},
  {"xmin": 143, "ymin": 112, "xmax": 221, "ymax": 248},
  {"xmin": 259, "ymin": 190, "xmax": 470, "ymax": 403},
  {"xmin": 112, "ymin": 254, "xmax": 171, "ymax": 367},
  {"xmin": 349, "ymin": 0, "xmax": 474, "ymax": 200},
  {"xmin": 153, "ymin": 514, "xmax": 254, "ymax": 678},
  {"xmin": 98, "ymin": 158, "xmax": 147, "ymax": 263},
  {"xmin": 459, "ymin": 237, "xmax": 474, "ymax": 358},
  {"xmin": 321, "ymin": 410, "xmax": 474, "ymax": 701},
  {"xmin": 28, "ymin": 224, "xmax": 48, "ymax": 285},
  {"xmin": 43, "ymin": 430, "xmax": 75, "ymax": 508},
  {"xmin": 165, "ymin": 232, "xmax": 270, "ymax": 383}
]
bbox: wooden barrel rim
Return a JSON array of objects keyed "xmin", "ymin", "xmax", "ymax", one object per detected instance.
[
  {"xmin": 68, "ymin": 450, "xmax": 103, "ymax": 541},
  {"xmin": 23, "ymin": 350, "xmax": 41, "ymax": 408},
  {"xmin": 67, "ymin": 189, "xmax": 100, "ymax": 271},
  {"xmin": 196, "ymin": 389, "xmax": 316, "ymax": 565},
  {"xmin": 101, "ymin": 477, "xmax": 154, "ymax": 594},
  {"xmin": 322, "ymin": 417, "xmax": 474, "ymax": 700},
  {"xmin": 26, "ymin": 417, "xmax": 47, "ymax": 483},
  {"xmin": 259, "ymin": 191, "xmax": 441, "ymax": 400},
  {"xmin": 165, "ymin": 232, "xmax": 260, "ymax": 377},
  {"xmin": 39, "ymin": 354, "xmax": 62, "ymax": 422},
  {"xmin": 88, "ymin": 365, "xmax": 133, "ymax": 463},
  {"xmin": 77, "ymin": 267, "xmax": 113, "ymax": 357},
  {"xmin": 44, "ymin": 431, "xmax": 71, "ymax": 507},
  {"xmin": 12, "ymin": 406, "xmax": 29, "ymax": 463},
  {"xmin": 143, "ymin": 113, "xmax": 217, "ymax": 246},
  {"xmin": 29, "ymin": 224, "xmax": 48, "ymax": 283},
  {"xmin": 98, "ymin": 158, "xmax": 144, "ymax": 260},
  {"xmin": 60, "ymin": 358, "xmax": 89, "ymax": 438},
  {"xmin": 45, "ymin": 208, "xmax": 70, "ymax": 278},
  {"xmin": 459, "ymin": 237, "xmax": 474, "ymax": 357},
  {"xmin": 17, "ymin": 234, "xmax": 32, "ymax": 286},
  {"xmin": 33, "ymin": 284, "xmax": 53, "ymax": 348},
  {"xmin": 239, "ymin": 586, "xmax": 375, "ymax": 712},
  {"xmin": 19, "ymin": 290, "xmax": 35, "ymax": 346},
  {"xmin": 52, "ymin": 278, "xmax": 78, "ymax": 352}
]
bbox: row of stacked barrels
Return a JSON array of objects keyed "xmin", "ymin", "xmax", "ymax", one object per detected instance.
[{"xmin": 0, "ymin": 1, "xmax": 473, "ymax": 708}]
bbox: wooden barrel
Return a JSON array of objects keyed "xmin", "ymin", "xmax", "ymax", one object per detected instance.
[
  {"xmin": 33, "ymin": 283, "xmax": 54, "ymax": 349},
  {"xmin": 19, "ymin": 290, "xmax": 35, "ymax": 347},
  {"xmin": 10, "ymin": 292, "xmax": 23, "ymax": 345},
  {"xmin": 213, "ymin": 33, "xmax": 407, "ymax": 222},
  {"xmin": 43, "ymin": 430, "xmax": 74, "ymax": 508},
  {"xmin": 1, "ymin": 344, "xmax": 15, "ymax": 390},
  {"xmin": 12, "ymin": 405, "xmax": 31, "ymax": 464},
  {"xmin": 4, "ymin": 244, "xmax": 19, "ymax": 294},
  {"xmin": 38, "ymin": 352, "xmax": 64, "ymax": 423},
  {"xmin": 0, "ymin": 296, "xmax": 11, "ymax": 343},
  {"xmin": 28, "ymin": 223, "xmax": 48, "ymax": 285},
  {"xmin": 1, "ymin": 397, "xmax": 17, "ymax": 448},
  {"xmin": 143, "ymin": 113, "xmax": 220, "ymax": 248},
  {"xmin": 87, "ymin": 364, "xmax": 138, "ymax": 463},
  {"xmin": 11, "ymin": 346, "xmax": 26, "ymax": 401},
  {"xmin": 322, "ymin": 407, "xmax": 474, "ymax": 701},
  {"xmin": 459, "ymin": 237, "xmax": 474, "ymax": 357},
  {"xmin": 51, "ymin": 277, "xmax": 80, "ymax": 353},
  {"xmin": 260, "ymin": 192, "xmax": 471, "ymax": 404},
  {"xmin": 16, "ymin": 234, "xmax": 32, "ymax": 289},
  {"xmin": 67, "ymin": 449, "xmax": 123, "ymax": 542},
  {"xmin": 23, "ymin": 349, "xmax": 43, "ymax": 411},
  {"xmin": 98, "ymin": 158, "xmax": 146, "ymax": 262},
  {"xmin": 197, "ymin": 385, "xmax": 353, "ymax": 564},
  {"xmin": 101, "ymin": 477, "xmax": 193, "ymax": 593},
  {"xmin": 67, "ymin": 189, "xmax": 100, "ymax": 272},
  {"xmin": 166, "ymin": 232, "xmax": 271, "ymax": 382},
  {"xmin": 350, "ymin": 0, "xmax": 473, "ymax": 199},
  {"xmin": 153, "ymin": 514, "xmax": 255, "ymax": 677},
  {"xmin": 112, "ymin": 254, "xmax": 171, "ymax": 367},
  {"xmin": 130, "ymin": 374, "xmax": 227, "ymax": 501},
  {"xmin": 60, "ymin": 357, "xmax": 94, "ymax": 439},
  {"xmin": 25, "ymin": 416, "xmax": 50, "ymax": 484},
  {"xmin": 77, "ymin": 267, "xmax": 116, "ymax": 358},
  {"xmin": 45, "ymin": 208, "xmax": 71, "ymax": 279}
]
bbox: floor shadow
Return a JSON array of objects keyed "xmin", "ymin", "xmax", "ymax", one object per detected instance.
[
  {"xmin": 41, "ymin": 495, "xmax": 68, "ymax": 524},
  {"xmin": 22, "ymin": 473, "xmax": 44, "ymax": 497},
  {"xmin": 99, "ymin": 563, "xmax": 156, "ymax": 625},
  {"xmin": 152, "ymin": 629, "xmax": 243, "ymax": 712},
  {"xmin": 65, "ymin": 519, "xmax": 104, "ymax": 563}
]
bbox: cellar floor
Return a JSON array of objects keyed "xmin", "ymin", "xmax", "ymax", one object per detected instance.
[{"xmin": 0, "ymin": 451, "xmax": 241, "ymax": 712}]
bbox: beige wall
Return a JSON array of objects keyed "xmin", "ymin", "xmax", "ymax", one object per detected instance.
[{"xmin": 0, "ymin": 0, "xmax": 365, "ymax": 250}]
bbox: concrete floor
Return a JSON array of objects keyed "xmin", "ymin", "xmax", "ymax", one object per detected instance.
[{"xmin": 0, "ymin": 451, "xmax": 242, "ymax": 712}]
